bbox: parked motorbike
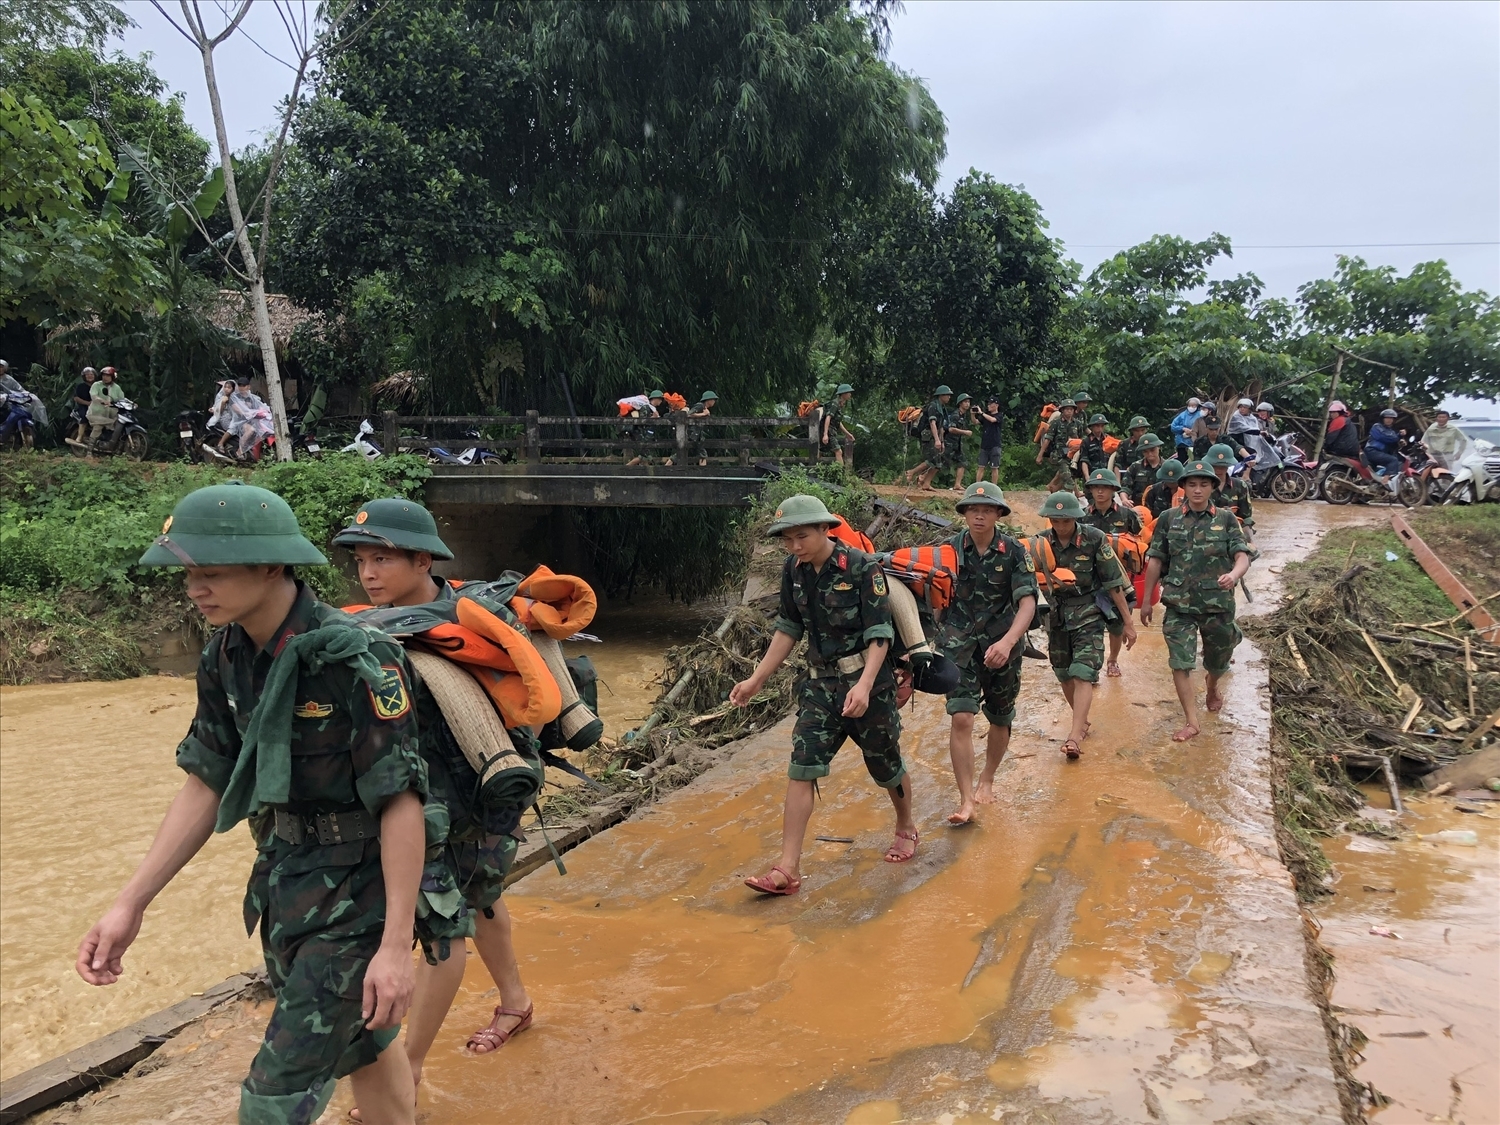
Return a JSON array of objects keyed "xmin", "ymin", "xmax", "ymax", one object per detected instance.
[
  {"xmin": 69, "ymin": 399, "xmax": 149, "ymax": 460},
  {"xmin": 341, "ymin": 419, "xmax": 384, "ymax": 460},
  {"xmin": 1242, "ymin": 431, "xmax": 1312, "ymax": 503},
  {"xmin": 1426, "ymin": 442, "xmax": 1499, "ymax": 505},
  {"xmin": 418, "ymin": 431, "xmax": 504, "ymax": 465},
  {"xmin": 0, "ymin": 391, "xmax": 38, "ymax": 450},
  {"xmin": 1320, "ymin": 452, "xmax": 1425, "ymax": 507}
]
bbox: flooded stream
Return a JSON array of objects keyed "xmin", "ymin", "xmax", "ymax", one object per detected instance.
[{"xmin": 0, "ymin": 595, "xmax": 712, "ymax": 1083}]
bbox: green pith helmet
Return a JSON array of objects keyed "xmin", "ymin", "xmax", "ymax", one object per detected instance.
[
  {"xmin": 1038, "ymin": 491, "xmax": 1087, "ymax": 519},
  {"xmin": 1086, "ymin": 468, "xmax": 1123, "ymax": 490},
  {"xmin": 835, "ymin": 383, "xmax": 854, "ymax": 395},
  {"xmin": 766, "ymin": 494, "xmax": 839, "ymax": 536},
  {"xmin": 1138, "ymin": 432, "xmax": 1164, "ymax": 450},
  {"xmin": 1180, "ymin": 459, "xmax": 1218, "ymax": 483},
  {"xmin": 1128, "ymin": 415, "xmax": 1149, "ymax": 430},
  {"xmin": 1204, "ymin": 415, "xmax": 1221, "ymax": 428},
  {"xmin": 1156, "ymin": 459, "xmax": 1183, "ymax": 483},
  {"xmin": 1088, "ymin": 413, "xmax": 1107, "ymax": 426},
  {"xmin": 699, "ymin": 390, "xmax": 719, "ymax": 402},
  {"xmin": 139, "ymin": 481, "xmax": 327, "ymax": 568},
  {"xmin": 934, "ymin": 384, "xmax": 953, "ymax": 397},
  {"xmin": 956, "ymin": 393, "xmax": 971, "ymax": 405},
  {"xmin": 333, "ymin": 497, "xmax": 454, "ymax": 559},
  {"xmin": 1205, "ymin": 443, "xmax": 1237, "ymax": 468},
  {"xmin": 954, "ymin": 480, "xmax": 1011, "ymax": 515},
  {"xmin": 1072, "ymin": 390, "xmax": 1092, "ymax": 404},
  {"xmin": 647, "ymin": 388, "xmax": 665, "ymax": 399}
]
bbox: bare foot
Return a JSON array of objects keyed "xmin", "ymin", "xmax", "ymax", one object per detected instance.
[
  {"xmin": 948, "ymin": 802, "xmax": 975, "ymax": 825},
  {"xmin": 975, "ymin": 778, "xmax": 997, "ymax": 805},
  {"xmin": 1106, "ymin": 661, "xmax": 1121, "ymax": 677},
  {"xmin": 1205, "ymin": 690, "xmax": 1224, "ymax": 712},
  {"xmin": 1172, "ymin": 724, "xmax": 1200, "ymax": 741}
]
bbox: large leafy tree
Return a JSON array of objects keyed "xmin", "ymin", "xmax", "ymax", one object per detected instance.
[
  {"xmin": 834, "ymin": 171, "xmax": 1072, "ymax": 408},
  {"xmin": 279, "ymin": 0, "xmax": 944, "ymax": 414},
  {"xmin": 1297, "ymin": 257, "xmax": 1500, "ymax": 408},
  {"xmin": 1071, "ymin": 234, "xmax": 1300, "ymax": 427}
]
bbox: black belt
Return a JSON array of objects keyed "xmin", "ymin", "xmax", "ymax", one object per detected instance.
[{"xmin": 272, "ymin": 807, "xmax": 378, "ymax": 846}]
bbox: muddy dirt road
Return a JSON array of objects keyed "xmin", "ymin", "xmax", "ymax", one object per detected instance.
[{"xmin": 24, "ymin": 500, "xmax": 1422, "ymax": 1125}]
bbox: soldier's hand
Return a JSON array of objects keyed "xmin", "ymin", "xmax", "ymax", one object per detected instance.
[
  {"xmin": 1140, "ymin": 600, "xmax": 1155, "ymax": 627},
  {"xmin": 1123, "ymin": 621, "xmax": 1139, "ymax": 650},
  {"xmin": 1035, "ymin": 452, "xmax": 1043, "ymax": 464},
  {"xmin": 1217, "ymin": 573, "xmax": 1237, "ymax": 590},
  {"xmin": 984, "ymin": 638, "xmax": 1014, "ymax": 668},
  {"xmin": 76, "ymin": 902, "xmax": 144, "ymax": 985},
  {"xmin": 729, "ymin": 678, "xmax": 758, "ymax": 708},
  {"xmin": 841, "ymin": 683, "xmax": 871, "ymax": 719},
  {"xmin": 362, "ymin": 942, "xmax": 415, "ymax": 1030}
]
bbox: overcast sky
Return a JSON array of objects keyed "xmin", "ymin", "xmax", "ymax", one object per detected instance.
[{"xmin": 118, "ymin": 0, "xmax": 1499, "ymax": 302}]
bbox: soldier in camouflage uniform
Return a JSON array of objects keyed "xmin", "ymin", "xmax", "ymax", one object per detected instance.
[
  {"xmin": 1142, "ymin": 460, "xmax": 1251, "ymax": 741},
  {"xmin": 820, "ymin": 383, "xmax": 856, "ymax": 468},
  {"xmin": 910, "ymin": 385, "xmax": 954, "ymax": 490},
  {"xmin": 1079, "ymin": 413, "xmax": 1111, "ymax": 477},
  {"xmin": 1036, "ymin": 391, "xmax": 1089, "ymax": 492},
  {"xmin": 1143, "ymin": 458, "xmax": 1183, "ymax": 518},
  {"xmin": 937, "ymin": 482, "xmax": 1038, "ymax": 824},
  {"xmin": 76, "ymin": 482, "xmax": 427, "ymax": 1125},
  {"xmin": 334, "ymin": 499, "xmax": 538, "ymax": 1118},
  {"xmin": 1034, "ymin": 491, "xmax": 1136, "ymax": 760},
  {"xmin": 1082, "ymin": 469, "xmax": 1144, "ymax": 678},
  {"xmin": 1204, "ymin": 442, "xmax": 1255, "ymax": 534},
  {"xmin": 1123, "ymin": 433, "xmax": 1165, "ymax": 503},
  {"xmin": 1117, "ymin": 415, "xmax": 1151, "ymax": 470},
  {"xmin": 731, "ymin": 495, "xmax": 916, "ymax": 893}
]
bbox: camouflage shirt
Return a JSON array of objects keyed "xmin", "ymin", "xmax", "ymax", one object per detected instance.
[
  {"xmin": 1211, "ymin": 476, "xmax": 1255, "ymax": 529},
  {"xmin": 775, "ymin": 542, "xmax": 895, "ymax": 683},
  {"xmin": 1079, "ymin": 434, "xmax": 1110, "ymax": 474},
  {"xmin": 1117, "ymin": 436, "xmax": 1146, "ymax": 470},
  {"xmin": 176, "ymin": 582, "xmax": 426, "ymax": 945},
  {"xmin": 1143, "ymin": 479, "xmax": 1179, "ymax": 518},
  {"xmin": 919, "ymin": 399, "xmax": 949, "ymax": 445},
  {"xmin": 1083, "ymin": 502, "xmax": 1143, "ymax": 537},
  {"xmin": 1043, "ymin": 413, "xmax": 1086, "ymax": 462},
  {"xmin": 1124, "ymin": 457, "xmax": 1162, "ymax": 504},
  {"xmin": 1038, "ymin": 524, "xmax": 1127, "ymax": 630},
  {"xmin": 936, "ymin": 530, "xmax": 1038, "ymax": 648},
  {"xmin": 1146, "ymin": 502, "xmax": 1250, "ymax": 614}
]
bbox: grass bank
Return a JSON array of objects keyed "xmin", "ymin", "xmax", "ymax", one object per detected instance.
[{"xmin": 0, "ymin": 451, "xmax": 431, "ymax": 684}]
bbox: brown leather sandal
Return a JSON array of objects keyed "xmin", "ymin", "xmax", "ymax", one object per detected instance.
[{"xmin": 466, "ymin": 1003, "xmax": 534, "ymax": 1054}]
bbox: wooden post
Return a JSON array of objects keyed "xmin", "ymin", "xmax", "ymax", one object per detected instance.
[
  {"xmin": 674, "ymin": 417, "xmax": 687, "ymax": 465},
  {"xmin": 1311, "ymin": 351, "xmax": 1343, "ymax": 463},
  {"xmin": 739, "ymin": 436, "xmax": 751, "ymax": 467},
  {"xmin": 525, "ymin": 410, "xmax": 541, "ymax": 463},
  {"xmin": 382, "ymin": 410, "xmax": 399, "ymax": 455},
  {"xmin": 808, "ymin": 415, "xmax": 820, "ymax": 462}
]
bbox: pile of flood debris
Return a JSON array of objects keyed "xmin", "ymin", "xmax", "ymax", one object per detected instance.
[{"xmin": 1246, "ymin": 557, "xmax": 1499, "ymax": 895}]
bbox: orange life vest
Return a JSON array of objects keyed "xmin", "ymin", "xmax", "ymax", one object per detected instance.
[
  {"xmin": 1102, "ymin": 434, "xmax": 1121, "ymax": 454},
  {"xmin": 1109, "ymin": 532, "xmax": 1145, "ymax": 575},
  {"xmin": 828, "ymin": 514, "xmax": 875, "ymax": 554},
  {"xmin": 881, "ymin": 543, "xmax": 959, "ymax": 613},
  {"xmin": 1032, "ymin": 403, "xmax": 1059, "ymax": 444},
  {"xmin": 509, "ymin": 565, "xmax": 598, "ymax": 640},
  {"xmin": 662, "ymin": 392, "xmax": 687, "ymax": 412},
  {"xmin": 1025, "ymin": 534, "xmax": 1078, "ymax": 590},
  {"xmin": 797, "ymin": 400, "xmax": 821, "ymax": 419}
]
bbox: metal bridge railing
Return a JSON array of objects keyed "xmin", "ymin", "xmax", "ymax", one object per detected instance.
[{"xmin": 383, "ymin": 410, "xmax": 824, "ymax": 466}]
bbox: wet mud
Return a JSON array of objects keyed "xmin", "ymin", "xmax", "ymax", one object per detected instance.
[
  {"xmin": 1318, "ymin": 787, "xmax": 1499, "ymax": 1123},
  {"xmin": 19, "ymin": 501, "xmax": 1485, "ymax": 1125}
]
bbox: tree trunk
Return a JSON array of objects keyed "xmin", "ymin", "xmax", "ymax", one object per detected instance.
[
  {"xmin": 1311, "ymin": 351, "xmax": 1344, "ymax": 463},
  {"xmin": 196, "ymin": 28, "xmax": 294, "ymax": 461}
]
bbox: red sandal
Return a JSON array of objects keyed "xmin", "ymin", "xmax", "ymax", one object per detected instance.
[
  {"xmin": 1062, "ymin": 738, "xmax": 1082, "ymax": 760},
  {"xmin": 884, "ymin": 829, "xmax": 919, "ymax": 863},
  {"xmin": 466, "ymin": 1003, "xmax": 534, "ymax": 1054},
  {"xmin": 744, "ymin": 865, "xmax": 801, "ymax": 895}
]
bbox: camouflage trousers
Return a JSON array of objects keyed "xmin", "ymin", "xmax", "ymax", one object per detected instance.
[
  {"xmin": 239, "ymin": 840, "xmax": 398, "ymax": 1125},
  {"xmin": 941, "ymin": 634, "xmax": 1023, "ymax": 727},
  {"xmin": 790, "ymin": 676, "xmax": 906, "ymax": 788},
  {"xmin": 452, "ymin": 832, "xmax": 520, "ymax": 915},
  {"xmin": 1048, "ymin": 456, "xmax": 1077, "ymax": 489},
  {"xmin": 1162, "ymin": 605, "xmax": 1242, "ymax": 675},
  {"xmin": 1047, "ymin": 618, "xmax": 1105, "ymax": 683}
]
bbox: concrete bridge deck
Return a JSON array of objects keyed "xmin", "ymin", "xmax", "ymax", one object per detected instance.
[{"xmin": 423, "ymin": 461, "xmax": 775, "ymax": 508}]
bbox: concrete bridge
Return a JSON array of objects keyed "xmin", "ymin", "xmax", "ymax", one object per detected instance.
[{"xmin": 386, "ymin": 410, "xmax": 823, "ymax": 508}]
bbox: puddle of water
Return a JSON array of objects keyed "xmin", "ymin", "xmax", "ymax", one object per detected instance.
[
  {"xmin": 1319, "ymin": 785, "xmax": 1500, "ymax": 1122},
  {"xmin": 0, "ymin": 678, "xmax": 260, "ymax": 1080}
]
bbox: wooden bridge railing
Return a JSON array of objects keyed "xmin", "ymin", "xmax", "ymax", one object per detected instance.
[{"xmin": 382, "ymin": 410, "xmax": 823, "ymax": 466}]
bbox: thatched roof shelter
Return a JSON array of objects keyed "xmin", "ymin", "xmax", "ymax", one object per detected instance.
[{"xmin": 206, "ymin": 290, "xmax": 321, "ymax": 359}]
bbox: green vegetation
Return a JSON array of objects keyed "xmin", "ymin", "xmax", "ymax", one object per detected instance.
[{"xmin": 0, "ymin": 451, "xmax": 430, "ymax": 683}]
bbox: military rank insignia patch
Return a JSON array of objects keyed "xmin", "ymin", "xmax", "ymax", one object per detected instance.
[
  {"xmin": 369, "ymin": 665, "xmax": 412, "ymax": 720},
  {"xmin": 871, "ymin": 571, "xmax": 887, "ymax": 596},
  {"xmin": 294, "ymin": 701, "xmax": 335, "ymax": 719}
]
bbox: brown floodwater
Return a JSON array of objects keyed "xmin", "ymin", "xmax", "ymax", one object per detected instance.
[
  {"xmin": 0, "ymin": 595, "xmax": 711, "ymax": 1084},
  {"xmin": 18, "ymin": 500, "xmax": 1488, "ymax": 1125},
  {"xmin": 1318, "ymin": 786, "xmax": 1500, "ymax": 1123}
]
